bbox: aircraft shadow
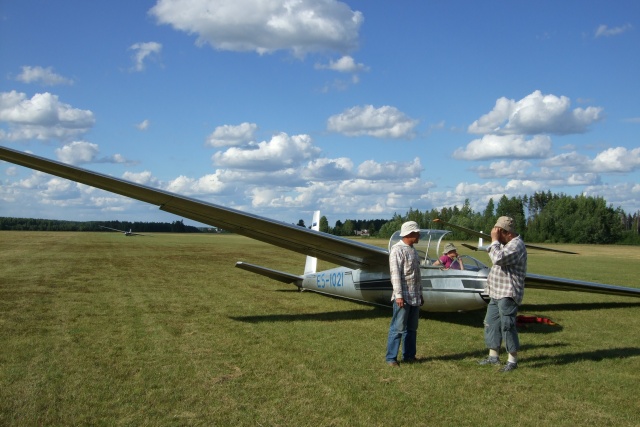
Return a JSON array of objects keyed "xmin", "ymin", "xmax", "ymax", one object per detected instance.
[
  {"xmin": 416, "ymin": 342, "xmax": 570, "ymax": 363},
  {"xmin": 521, "ymin": 301, "xmax": 640, "ymax": 311},
  {"xmin": 231, "ymin": 307, "xmax": 390, "ymax": 323},
  {"xmin": 412, "ymin": 344, "xmax": 640, "ymax": 368},
  {"xmin": 525, "ymin": 347, "xmax": 640, "ymax": 368},
  {"xmin": 233, "ymin": 305, "xmax": 560, "ymax": 333}
]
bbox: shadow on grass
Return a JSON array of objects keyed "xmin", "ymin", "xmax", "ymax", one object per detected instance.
[
  {"xmin": 231, "ymin": 306, "xmax": 390, "ymax": 323},
  {"xmin": 415, "ymin": 342, "xmax": 571, "ymax": 363},
  {"xmin": 521, "ymin": 301, "xmax": 640, "ymax": 311},
  {"xmin": 525, "ymin": 347, "xmax": 640, "ymax": 367},
  {"xmin": 412, "ymin": 344, "xmax": 640, "ymax": 367}
]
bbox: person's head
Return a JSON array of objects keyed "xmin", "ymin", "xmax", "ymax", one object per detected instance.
[
  {"xmin": 399, "ymin": 221, "xmax": 420, "ymax": 245},
  {"xmin": 494, "ymin": 216, "xmax": 518, "ymax": 243},
  {"xmin": 443, "ymin": 242, "xmax": 458, "ymax": 258}
]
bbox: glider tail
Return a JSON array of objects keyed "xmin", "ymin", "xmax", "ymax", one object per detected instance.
[{"xmin": 303, "ymin": 210, "xmax": 321, "ymax": 275}]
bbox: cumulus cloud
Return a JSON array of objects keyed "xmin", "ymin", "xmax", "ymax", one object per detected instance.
[
  {"xmin": 300, "ymin": 157, "xmax": 353, "ymax": 180},
  {"xmin": 327, "ymin": 105, "xmax": 419, "ymax": 138},
  {"xmin": 55, "ymin": 141, "xmax": 100, "ymax": 164},
  {"xmin": 206, "ymin": 122, "xmax": 257, "ymax": 147},
  {"xmin": 149, "ymin": 0, "xmax": 363, "ymax": 57},
  {"xmin": 591, "ymin": 147, "xmax": 640, "ymax": 173},
  {"xmin": 595, "ymin": 23, "xmax": 632, "ymax": 38},
  {"xmin": 55, "ymin": 141, "xmax": 130, "ymax": 165},
  {"xmin": 453, "ymin": 134, "xmax": 552, "ymax": 160},
  {"xmin": 468, "ymin": 90, "xmax": 603, "ymax": 135},
  {"xmin": 315, "ymin": 55, "xmax": 369, "ymax": 73},
  {"xmin": 212, "ymin": 132, "xmax": 320, "ymax": 170},
  {"xmin": 357, "ymin": 157, "xmax": 423, "ymax": 180},
  {"xmin": 474, "ymin": 160, "xmax": 532, "ymax": 179},
  {"xmin": 121, "ymin": 171, "xmax": 159, "ymax": 187},
  {"xmin": 541, "ymin": 147, "xmax": 640, "ymax": 174},
  {"xmin": 0, "ymin": 91, "xmax": 95, "ymax": 141},
  {"xmin": 15, "ymin": 66, "xmax": 73, "ymax": 86},
  {"xmin": 129, "ymin": 42, "xmax": 162, "ymax": 71}
]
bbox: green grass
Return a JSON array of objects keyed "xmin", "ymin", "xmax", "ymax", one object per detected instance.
[{"xmin": 1, "ymin": 232, "xmax": 639, "ymax": 426}]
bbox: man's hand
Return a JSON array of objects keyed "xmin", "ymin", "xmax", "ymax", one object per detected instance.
[
  {"xmin": 396, "ymin": 297, "xmax": 404, "ymax": 308},
  {"xmin": 491, "ymin": 226, "xmax": 501, "ymax": 241}
]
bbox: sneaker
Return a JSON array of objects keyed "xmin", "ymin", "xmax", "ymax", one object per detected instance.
[
  {"xmin": 402, "ymin": 357, "xmax": 417, "ymax": 364},
  {"xmin": 387, "ymin": 360, "xmax": 400, "ymax": 367},
  {"xmin": 477, "ymin": 356, "xmax": 501, "ymax": 366},
  {"xmin": 499, "ymin": 362, "xmax": 518, "ymax": 372}
]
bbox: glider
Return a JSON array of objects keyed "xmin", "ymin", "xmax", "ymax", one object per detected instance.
[{"xmin": 1, "ymin": 146, "xmax": 639, "ymax": 312}]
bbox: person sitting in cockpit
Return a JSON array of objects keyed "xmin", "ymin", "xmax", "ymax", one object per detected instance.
[{"xmin": 432, "ymin": 243, "xmax": 464, "ymax": 270}]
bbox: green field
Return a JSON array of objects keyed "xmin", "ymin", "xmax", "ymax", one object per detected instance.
[{"xmin": 1, "ymin": 231, "xmax": 639, "ymax": 426}]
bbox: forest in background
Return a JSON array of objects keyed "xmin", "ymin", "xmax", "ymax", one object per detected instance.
[
  {"xmin": 314, "ymin": 192, "xmax": 640, "ymax": 245},
  {"xmin": 2, "ymin": 192, "xmax": 639, "ymax": 245}
]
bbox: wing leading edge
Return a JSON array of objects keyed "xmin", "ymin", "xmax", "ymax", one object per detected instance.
[
  {"xmin": 525, "ymin": 274, "xmax": 640, "ymax": 298},
  {"xmin": 0, "ymin": 147, "xmax": 388, "ymax": 269}
]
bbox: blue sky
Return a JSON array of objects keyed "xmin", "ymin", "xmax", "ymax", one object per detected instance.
[{"xmin": 1, "ymin": 0, "xmax": 639, "ymax": 227}]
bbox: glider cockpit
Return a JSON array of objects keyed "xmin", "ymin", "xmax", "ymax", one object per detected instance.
[{"xmin": 388, "ymin": 229, "xmax": 489, "ymax": 272}]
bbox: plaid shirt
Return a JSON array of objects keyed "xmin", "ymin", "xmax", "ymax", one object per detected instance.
[
  {"xmin": 486, "ymin": 235, "xmax": 527, "ymax": 305},
  {"xmin": 389, "ymin": 240, "xmax": 423, "ymax": 306}
]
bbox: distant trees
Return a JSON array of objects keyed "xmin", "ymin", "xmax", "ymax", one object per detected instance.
[
  {"xmin": 2, "ymin": 191, "xmax": 638, "ymax": 244},
  {"xmin": 0, "ymin": 218, "xmax": 201, "ymax": 233},
  {"xmin": 327, "ymin": 191, "xmax": 638, "ymax": 245}
]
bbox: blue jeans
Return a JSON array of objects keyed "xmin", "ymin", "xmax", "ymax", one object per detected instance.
[
  {"xmin": 386, "ymin": 301, "xmax": 420, "ymax": 362},
  {"xmin": 483, "ymin": 297, "xmax": 519, "ymax": 353}
]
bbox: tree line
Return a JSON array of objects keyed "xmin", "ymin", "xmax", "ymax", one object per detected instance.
[
  {"xmin": 310, "ymin": 192, "xmax": 640, "ymax": 245},
  {"xmin": 3, "ymin": 192, "xmax": 639, "ymax": 244},
  {"xmin": 0, "ymin": 218, "xmax": 202, "ymax": 233}
]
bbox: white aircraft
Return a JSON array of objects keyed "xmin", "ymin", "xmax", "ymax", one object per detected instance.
[
  {"xmin": 1, "ymin": 146, "xmax": 639, "ymax": 312},
  {"xmin": 99, "ymin": 225, "xmax": 147, "ymax": 236}
]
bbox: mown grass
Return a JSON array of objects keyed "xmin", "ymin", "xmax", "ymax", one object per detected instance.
[{"xmin": 1, "ymin": 232, "xmax": 639, "ymax": 426}]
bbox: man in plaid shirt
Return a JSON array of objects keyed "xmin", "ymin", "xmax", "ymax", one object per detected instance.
[
  {"xmin": 477, "ymin": 216, "xmax": 527, "ymax": 372},
  {"xmin": 385, "ymin": 221, "xmax": 424, "ymax": 367}
]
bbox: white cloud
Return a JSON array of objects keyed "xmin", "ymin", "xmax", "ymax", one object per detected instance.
[
  {"xmin": 541, "ymin": 147, "xmax": 640, "ymax": 174},
  {"xmin": 55, "ymin": 141, "xmax": 131, "ymax": 165},
  {"xmin": 129, "ymin": 42, "xmax": 162, "ymax": 72},
  {"xmin": 0, "ymin": 91, "xmax": 95, "ymax": 141},
  {"xmin": 327, "ymin": 105, "xmax": 419, "ymax": 138},
  {"xmin": 315, "ymin": 55, "xmax": 369, "ymax": 73},
  {"xmin": 474, "ymin": 160, "xmax": 532, "ymax": 179},
  {"xmin": 468, "ymin": 90, "xmax": 603, "ymax": 135},
  {"xmin": 591, "ymin": 147, "xmax": 640, "ymax": 173},
  {"xmin": 212, "ymin": 132, "xmax": 320, "ymax": 170},
  {"xmin": 595, "ymin": 23, "xmax": 633, "ymax": 38},
  {"xmin": 121, "ymin": 171, "xmax": 159, "ymax": 186},
  {"xmin": 300, "ymin": 157, "xmax": 353, "ymax": 180},
  {"xmin": 55, "ymin": 141, "xmax": 100, "ymax": 164},
  {"xmin": 453, "ymin": 134, "xmax": 552, "ymax": 160},
  {"xmin": 15, "ymin": 66, "xmax": 73, "ymax": 86},
  {"xmin": 136, "ymin": 119, "xmax": 150, "ymax": 131},
  {"xmin": 149, "ymin": 0, "xmax": 363, "ymax": 57},
  {"xmin": 205, "ymin": 122, "xmax": 257, "ymax": 147},
  {"xmin": 356, "ymin": 157, "xmax": 423, "ymax": 180}
]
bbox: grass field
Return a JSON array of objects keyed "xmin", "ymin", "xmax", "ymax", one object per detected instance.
[{"xmin": 1, "ymin": 231, "xmax": 639, "ymax": 426}]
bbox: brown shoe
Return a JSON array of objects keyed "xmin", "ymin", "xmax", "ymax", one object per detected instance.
[{"xmin": 387, "ymin": 361, "xmax": 400, "ymax": 367}]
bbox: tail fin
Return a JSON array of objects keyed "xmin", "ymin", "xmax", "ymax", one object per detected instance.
[{"xmin": 303, "ymin": 210, "xmax": 320, "ymax": 275}]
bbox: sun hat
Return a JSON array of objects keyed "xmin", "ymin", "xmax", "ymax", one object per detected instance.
[
  {"xmin": 399, "ymin": 221, "xmax": 420, "ymax": 237},
  {"xmin": 443, "ymin": 242, "xmax": 457, "ymax": 254}
]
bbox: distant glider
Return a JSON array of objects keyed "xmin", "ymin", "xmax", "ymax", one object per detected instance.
[
  {"xmin": 99, "ymin": 225, "xmax": 147, "ymax": 236},
  {"xmin": 1, "ymin": 146, "xmax": 639, "ymax": 313}
]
